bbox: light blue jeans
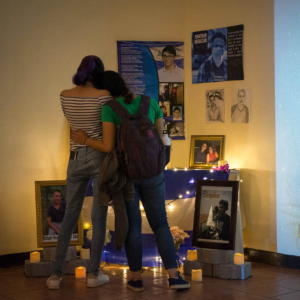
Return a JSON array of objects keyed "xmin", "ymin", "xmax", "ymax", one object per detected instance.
[
  {"xmin": 124, "ymin": 173, "xmax": 177, "ymax": 271},
  {"xmin": 53, "ymin": 147, "xmax": 108, "ymax": 276}
]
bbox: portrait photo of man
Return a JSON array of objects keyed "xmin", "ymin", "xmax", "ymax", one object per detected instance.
[
  {"xmin": 172, "ymin": 106, "xmax": 182, "ymax": 120},
  {"xmin": 46, "ymin": 189, "xmax": 66, "ymax": 235},
  {"xmin": 197, "ymin": 31, "xmax": 227, "ymax": 83},
  {"xmin": 231, "ymin": 89, "xmax": 250, "ymax": 123},
  {"xmin": 194, "ymin": 142, "xmax": 207, "ymax": 164},
  {"xmin": 214, "ymin": 200, "xmax": 231, "ymax": 241},
  {"xmin": 158, "ymin": 45, "xmax": 184, "ymax": 83}
]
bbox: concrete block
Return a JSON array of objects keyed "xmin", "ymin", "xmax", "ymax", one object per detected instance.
[
  {"xmin": 43, "ymin": 246, "xmax": 77, "ymax": 262},
  {"xmin": 24, "ymin": 260, "xmax": 53, "ymax": 277},
  {"xmin": 63, "ymin": 259, "xmax": 90, "ymax": 274},
  {"xmin": 197, "ymin": 248, "xmax": 235, "ymax": 264},
  {"xmin": 184, "ymin": 260, "xmax": 213, "ymax": 276},
  {"xmin": 213, "ymin": 262, "xmax": 251, "ymax": 280}
]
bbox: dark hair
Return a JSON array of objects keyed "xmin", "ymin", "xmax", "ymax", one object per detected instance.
[
  {"xmin": 72, "ymin": 55, "xmax": 105, "ymax": 86},
  {"xmin": 214, "ymin": 91, "xmax": 223, "ymax": 100},
  {"xmin": 173, "ymin": 107, "xmax": 181, "ymax": 112},
  {"xmin": 211, "ymin": 32, "xmax": 227, "ymax": 45},
  {"xmin": 219, "ymin": 199, "xmax": 229, "ymax": 210},
  {"xmin": 162, "ymin": 45, "xmax": 176, "ymax": 56},
  {"xmin": 52, "ymin": 189, "xmax": 62, "ymax": 195},
  {"xmin": 95, "ymin": 71, "xmax": 134, "ymax": 104}
]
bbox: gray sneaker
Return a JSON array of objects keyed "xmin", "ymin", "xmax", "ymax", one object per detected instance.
[
  {"xmin": 87, "ymin": 271, "xmax": 109, "ymax": 287},
  {"xmin": 46, "ymin": 275, "xmax": 62, "ymax": 289}
]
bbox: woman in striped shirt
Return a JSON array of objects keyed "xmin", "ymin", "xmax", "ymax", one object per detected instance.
[{"xmin": 47, "ymin": 56, "xmax": 113, "ymax": 290}]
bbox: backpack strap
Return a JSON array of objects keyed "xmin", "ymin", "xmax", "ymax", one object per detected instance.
[
  {"xmin": 106, "ymin": 100, "xmax": 129, "ymax": 118},
  {"xmin": 137, "ymin": 95, "xmax": 151, "ymax": 116}
]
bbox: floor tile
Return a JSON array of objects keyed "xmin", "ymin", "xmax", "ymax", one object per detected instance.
[
  {"xmin": 270, "ymin": 290, "xmax": 300, "ymax": 300},
  {"xmin": 74, "ymin": 288, "xmax": 129, "ymax": 300},
  {"xmin": 0, "ymin": 278, "xmax": 40, "ymax": 296},
  {"xmin": 240, "ymin": 283, "xmax": 297, "ymax": 297},
  {"xmin": 271, "ymin": 277, "xmax": 300, "ymax": 290},
  {"xmin": 3, "ymin": 288, "xmax": 62, "ymax": 300}
]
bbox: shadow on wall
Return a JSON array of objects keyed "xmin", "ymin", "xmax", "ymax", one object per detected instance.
[{"xmin": 240, "ymin": 168, "xmax": 277, "ymax": 252}]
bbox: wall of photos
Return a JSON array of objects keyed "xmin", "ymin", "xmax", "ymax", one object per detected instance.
[{"xmin": 0, "ymin": 0, "xmax": 275, "ymax": 256}]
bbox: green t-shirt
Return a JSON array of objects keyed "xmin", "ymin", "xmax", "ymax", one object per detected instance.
[{"xmin": 101, "ymin": 95, "xmax": 163, "ymax": 125}]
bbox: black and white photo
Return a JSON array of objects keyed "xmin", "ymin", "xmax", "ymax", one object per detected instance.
[
  {"xmin": 206, "ymin": 89, "xmax": 225, "ymax": 123},
  {"xmin": 231, "ymin": 89, "xmax": 251, "ymax": 123}
]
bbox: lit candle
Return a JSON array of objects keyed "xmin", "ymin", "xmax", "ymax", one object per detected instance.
[
  {"xmin": 192, "ymin": 269, "xmax": 202, "ymax": 282},
  {"xmin": 218, "ymin": 160, "xmax": 228, "ymax": 168},
  {"xmin": 30, "ymin": 251, "xmax": 40, "ymax": 263},
  {"xmin": 80, "ymin": 248, "xmax": 90, "ymax": 260},
  {"xmin": 187, "ymin": 250, "xmax": 197, "ymax": 261},
  {"xmin": 75, "ymin": 266, "xmax": 86, "ymax": 278},
  {"xmin": 234, "ymin": 253, "xmax": 244, "ymax": 265}
]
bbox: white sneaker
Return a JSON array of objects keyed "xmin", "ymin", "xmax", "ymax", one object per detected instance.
[
  {"xmin": 87, "ymin": 271, "xmax": 109, "ymax": 287},
  {"xmin": 46, "ymin": 275, "xmax": 62, "ymax": 289}
]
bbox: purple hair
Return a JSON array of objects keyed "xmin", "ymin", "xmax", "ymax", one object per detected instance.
[{"xmin": 72, "ymin": 55, "xmax": 104, "ymax": 86}]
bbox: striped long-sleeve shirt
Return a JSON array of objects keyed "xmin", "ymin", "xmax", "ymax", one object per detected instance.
[{"xmin": 60, "ymin": 95, "xmax": 112, "ymax": 151}]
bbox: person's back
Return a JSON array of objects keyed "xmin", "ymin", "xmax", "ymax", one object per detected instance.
[
  {"xmin": 61, "ymin": 86, "xmax": 111, "ymax": 151},
  {"xmin": 47, "ymin": 56, "xmax": 111, "ymax": 290}
]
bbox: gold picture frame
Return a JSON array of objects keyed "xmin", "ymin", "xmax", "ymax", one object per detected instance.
[
  {"xmin": 35, "ymin": 180, "xmax": 83, "ymax": 247},
  {"xmin": 189, "ymin": 135, "xmax": 225, "ymax": 169}
]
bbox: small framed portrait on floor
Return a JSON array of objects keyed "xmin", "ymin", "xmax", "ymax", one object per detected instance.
[
  {"xmin": 192, "ymin": 180, "xmax": 239, "ymax": 250},
  {"xmin": 35, "ymin": 180, "xmax": 83, "ymax": 247}
]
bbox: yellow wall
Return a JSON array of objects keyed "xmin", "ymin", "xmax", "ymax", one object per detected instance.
[{"xmin": 0, "ymin": 0, "xmax": 275, "ymax": 255}]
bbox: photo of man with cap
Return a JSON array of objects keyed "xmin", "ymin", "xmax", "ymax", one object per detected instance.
[{"xmin": 158, "ymin": 45, "xmax": 184, "ymax": 82}]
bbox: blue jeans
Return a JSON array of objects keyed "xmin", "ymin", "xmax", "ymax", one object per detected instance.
[
  {"xmin": 124, "ymin": 173, "xmax": 177, "ymax": 272},
  {"xmin": 53, "ymin": 147, "xmax": 108, "ymax": 276}
]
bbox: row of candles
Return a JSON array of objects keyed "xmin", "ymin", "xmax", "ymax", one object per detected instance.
[
  {"xmin": 187, "ymin": 250, "xmax": 245, "ymax": 282},
  {"xmin": 30, "ymin": 249, "xmax": 244, "ymax": 280}
]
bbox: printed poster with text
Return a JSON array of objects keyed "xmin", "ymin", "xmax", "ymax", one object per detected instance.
[
  {"xmin": 192, "ymin": 25, "xmax": 244, "ymax": 84},
  {"xmin": 117, "ymin": 41, "xmax": 185, "ymax": 140}
]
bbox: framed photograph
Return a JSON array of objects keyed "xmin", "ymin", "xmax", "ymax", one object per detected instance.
[
  {"xmin": 192, "ymin": 180, "xmax": 239, "ymax": 250},
  {"xmin": 189, "ymin": 135, "xmax": 225, "ymax": 169},
  {"xmin": 35, "ymin": 180, "xmax": 83, "ymax": 247}
]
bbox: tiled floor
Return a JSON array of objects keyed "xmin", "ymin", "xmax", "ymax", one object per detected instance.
[{"xmin": 1, "ymin": 262, "xmax": 300, "ymax": 300}]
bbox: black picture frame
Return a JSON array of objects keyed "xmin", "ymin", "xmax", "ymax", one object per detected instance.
[{"xmin": 192, "ymin": 180, "xmax": 239, "ymax": 250}]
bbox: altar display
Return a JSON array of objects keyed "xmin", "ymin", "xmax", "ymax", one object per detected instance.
[
  {"xmin": 117, "ymin": 41, "xmax": 185, "ymax": 140},
  {"xmin": 192, "ymin": 24, "xmax": 244, "ymax": 84}
]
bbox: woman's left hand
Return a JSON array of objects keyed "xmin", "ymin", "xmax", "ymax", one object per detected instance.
[{"xmin": 71, "ymin": 128, "xmax": 88, "ymax": 145}]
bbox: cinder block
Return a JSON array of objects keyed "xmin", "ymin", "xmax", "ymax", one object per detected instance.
[
  {"xmin": 63, "ymin": 259, "xmax": 90, "ymax": 274},
  {"xmin": 43, "ymin": 246, "xmax": 77, "ymax": 262},
  {"xmin": 197, "ymin": 248, "xmax": 235, "ymax": 264},
  {"xmin": 213, "ymin": 262, "xmax": 251, "ymax": 280},
  {"xmin": 183, "ymin": 260, "xmax": 213, "ymax": 276},
  {"xmin": 24, "ymin": 260, "xmax": 53, "ymax": 277}
]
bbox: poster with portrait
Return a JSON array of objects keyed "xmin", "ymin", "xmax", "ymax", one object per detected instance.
[
  {"xmin": 231, "ymin": 89, "xmax": 251, "ymax": 123},
  {"xmin": 192, "ymin": 180, "xmax": 238, "ymax": 250},
  {"xmin": 192, "ymin": 25, "xmax": 244, "ymax": 84},
  {"xmin": 117, "ymin": 41, "xmax": 185, "ymax": 140},
  {"xmin": 205, "ymin": 89, "xmax": 225, "ymax": 123}
]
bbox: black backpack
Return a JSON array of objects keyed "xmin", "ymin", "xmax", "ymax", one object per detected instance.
[{"xmin": 106, "ymin": 95, "xmax": 166, "ymax": 180}]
